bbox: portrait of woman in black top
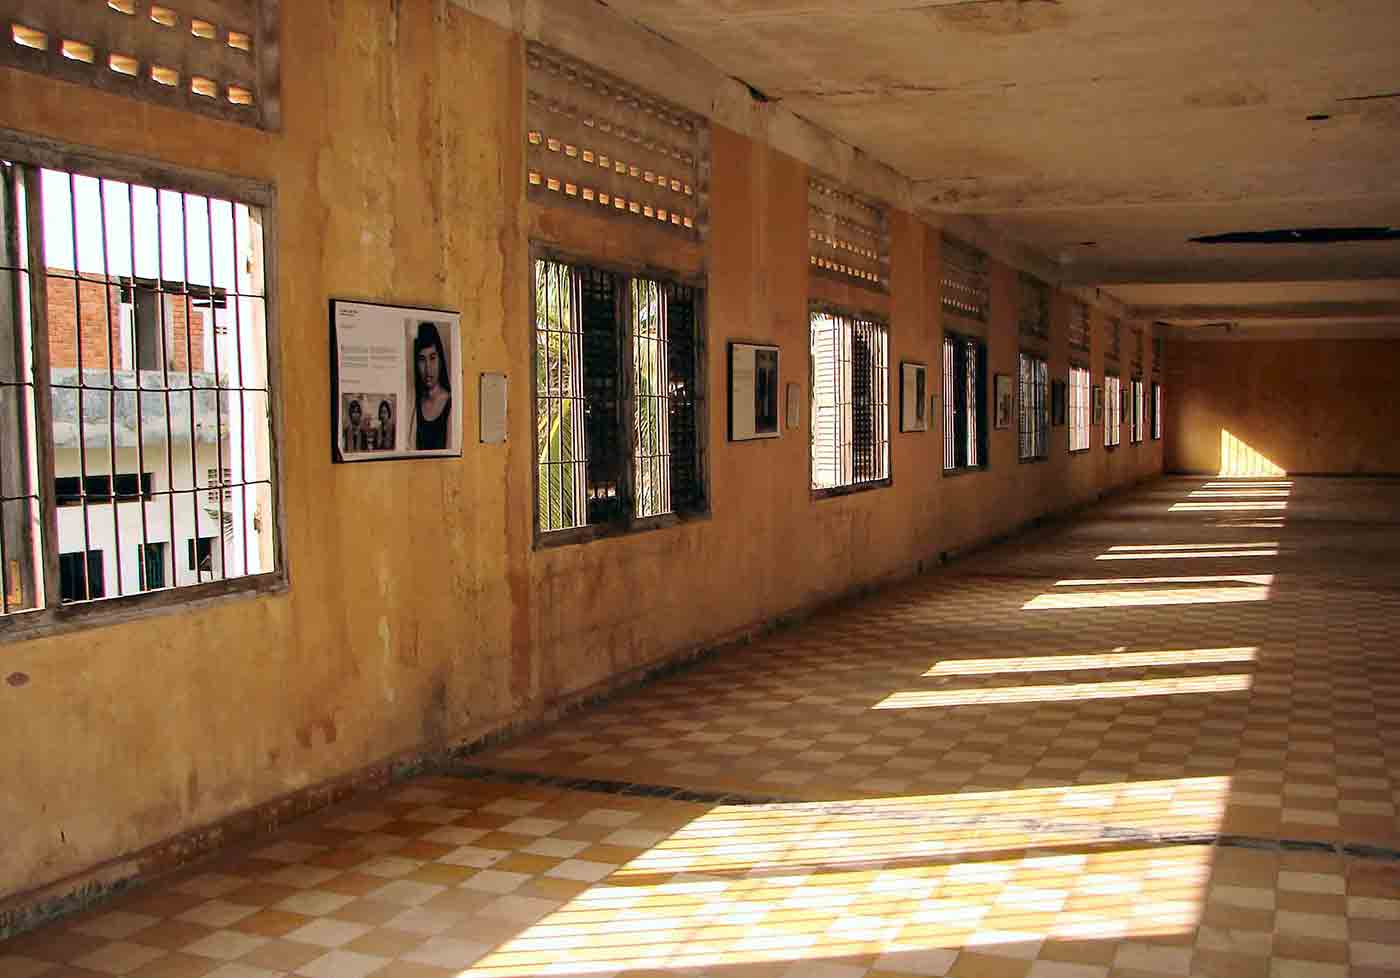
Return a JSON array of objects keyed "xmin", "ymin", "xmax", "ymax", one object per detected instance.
[{"xmin": 410, "ymin": 321, "xmax": 452, "ymax": 450}]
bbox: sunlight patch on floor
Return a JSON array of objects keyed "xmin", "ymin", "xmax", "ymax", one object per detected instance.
[
  {"xmin": 460, "ymin": 783, "xmax": 1225, "ymax": 976},
  {"xmin": 875, "ymin": 674, "xmax": 1252, "ymax": 709},
  {"xmin": 1022, "ymin": 586, "xmax": 1270, "ymax": 610},
  {"xmin": 926, "ymin": 646, "xmax": 1258, "ymax": 676}
]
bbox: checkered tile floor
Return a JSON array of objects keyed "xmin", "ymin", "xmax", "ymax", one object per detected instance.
[{"xmin": 4, "ymin": 477, "xmax": 1398, "ymax": 977}]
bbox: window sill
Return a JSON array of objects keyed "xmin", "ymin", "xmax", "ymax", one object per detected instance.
[
  {"xmin": 811, "ymin": 478, "xmax": 892, "ymax": 501},
  {"xmin": 0, "ymin": 571, "xmax": 288, "ymax": 645},
  {"xmin": 1069, "ymin": 447, "xmax": 1092, "ymax": 456},
  {"xmin": 534, "ymin": 508, "xmax": 711, "ymax": 550},
  {"xmin": 941, "ymin": 465, "xmax": 989, "ymax": 479},
  {"xmin": 1018, "ymin": 455, "xmax": 1050, "ymax": 465}
]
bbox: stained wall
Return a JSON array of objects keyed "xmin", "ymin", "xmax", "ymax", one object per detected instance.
[
  {"xmin": 0, "ymin": 0, "xmax": 1162, "ymax": 911},
  {"xmin": 1165, "ymin": 338, "xmax": 1400, "ymax": 475}
]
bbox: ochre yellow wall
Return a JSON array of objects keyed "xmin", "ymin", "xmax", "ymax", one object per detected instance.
[
  {"xmin": 1165, "ymin": 339, "xmax": 1400, "ymax": 475},
  {"xmin": 0, "ymin": 1, "xmax": 1163, "ymax": 906}
]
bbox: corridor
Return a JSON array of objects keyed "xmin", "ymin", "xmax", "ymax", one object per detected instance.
[{"xmin": 3, "ymin": 477, "xmax": 1398, "ymax": 978}]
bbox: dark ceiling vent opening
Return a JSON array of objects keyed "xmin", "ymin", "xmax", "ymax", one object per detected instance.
[{"xmin": 1190, "ymin": 227, "xmax": 1400, "ymax": 245}]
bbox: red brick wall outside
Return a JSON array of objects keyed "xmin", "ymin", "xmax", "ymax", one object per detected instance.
[{"xmin": 45, "ymin": 271, "xmax": 206, "ymax": 373}]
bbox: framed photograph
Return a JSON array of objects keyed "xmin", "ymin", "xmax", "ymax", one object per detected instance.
[
  {"xmin": 993, "ymin": 373, "xmax": 1013, "ymax": 430},
  {"xmin": 900, "ymin": 362, "xmax": 928, "ymax": 433},
  {"xmin": 331, "ymin": 299, "xmax": 463, "ymax": 462},
  {"xmin": 1092, "ymin": 386, "xmax": 1104, "ymax": 425},
  {"xmin": 1051, "ymin": 379, "xmax": 1067, "ymax": 427},
  {"xmin": 729, "ymin": 343, "xmax": 781, "ymax": 441}
]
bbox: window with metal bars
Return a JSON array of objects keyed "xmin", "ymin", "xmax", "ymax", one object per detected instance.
[
  {"xmin": 1152, "ymin": 382, "xmax": 1163, "ymax": 440},
  {"xmin": 533, "ymin": 255, "xmax": 704, "ymax": 539},
  {"xmin": 1104, "ymin": 373, "xmax": 1122, "ymax": 448},
  {"xmin": 811, "ymin": 308, "xmax": 889, "ymax": 493},
  {"xmin": 1017, "ymin": 352, "xmax": 1048, "ymax": 461},
  {"xmin": 942, "ymin": 332, "xmax": 986, "ymax": 472},
  {"xmin": 1068, "ymin": 365, "xmax": 1091, "ymax": 453},
  {"xmin": 1130, "ymin": 378, "xmax": 1146, "ymax": 444},
  {"xmin": 0, "ymin": 141, "xmax": 280, "ymax": 631}
]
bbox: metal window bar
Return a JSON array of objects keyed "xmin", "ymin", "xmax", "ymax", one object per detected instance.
[
  {"xmin": 579, "ymin": 266, "xmax": 625, "ymax": 524},
  {"xmin": 1018, "ymin": 354, "xmax": 1048, "ymax": 460},
  {"xmin": 1153, "ymin": 383, "xmax": 1163, "ymax": 440},
  {"xmin": 664, "ymin": 283, "xmax": 702, "ymax": 514},
  {"xmin": 0, "ymin": 162, "xmax": 44, "ymax": 614},
  {"xmin": 1104, "ymin": 374, "xmax": 1121, "ymax": 447},
  {"xmin": 850, "ymin": 316, "xmax": 889, "ymax": 485},
  {"xmin": 1131, "ymin": 378, "xmax": 1146, "ymax": 443},
  {"xmin": 963, "ymin": 337, "xmax": 981, "ymax": 468},
  {"xmin": 534, "ymin": 258, "xmax": 588, "ymax": 533},
  {"xmin": 942, "ymin": 336, "xmax": 956, "ymax": 470},
  {"xmin": 810, "ymin": 310, "xmax": 888, "ymax": 490},
  {"xmin": 631, "ymin": 278, "xmax": 671, "ymax": 519},
  {"xmin": 0, "ymin": 161, "xmax": 277, "ymax": 614}
]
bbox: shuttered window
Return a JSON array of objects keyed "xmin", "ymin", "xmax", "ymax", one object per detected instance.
[
  {"xmin": 1069, "ymin": 365, "xmax": 1091, "ymax": 453},
  {"xmin": 1104, "ymin": 373, "xmax": 1122, "ymax": 448},
  {"xmin": 811, "ymin": 309, "xmax": 889, "ymax": 493}
]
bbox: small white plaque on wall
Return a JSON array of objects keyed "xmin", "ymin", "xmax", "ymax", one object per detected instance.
[{"xmin": 480, "ymin": 373, "xmax": 508, "ymax": 444}]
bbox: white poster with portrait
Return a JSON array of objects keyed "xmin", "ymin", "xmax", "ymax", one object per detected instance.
[{"xmin": 331, "ymin": 299, "xmax": 463, "ymax": 462}]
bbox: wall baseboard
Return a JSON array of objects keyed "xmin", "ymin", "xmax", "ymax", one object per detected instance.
[{"xmin": 0, "ymin": 469, "xmax": 1163, "ymax": 942}]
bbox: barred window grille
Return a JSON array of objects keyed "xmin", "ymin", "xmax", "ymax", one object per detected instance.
[
  {"xmin": 808, "ymin": 177, "xmax": 888, "ymax": 290},
  {"xmin": 1069, "ymin": 365, "xmax": 1091, "ymax": 452},
  {"xmin": 1130, "ymin": 378, "xmax": 1145, "ymax": 444},
  {"xmin": 1106, "ymin": 317, "xmax": 1122, "ymax": 361},
  {"xmin": 533, "ymin": 257, "xmax": 703, "ymax": 537},
  {"xmin": 3, "ymin": 1, "xmax": 279, "ymax": 129},
  {"xmin": 942, "ymin": 333, "xmax": 985, "ymax": 471},
  {"xmin": 1104, "ymin": 373, "xmax": 1122, "ymax": 447},
  {"xmin": 0, "ymin": 151, "xmax": 278, "ymax": 623},
  {"xmin": 525, "ymin": 43, "xmax": 708, "ymax": 239},
  {"xmin": 1152, "ymin": 382, "xmax": 1163, "ymax": 440},
  {"xmin": 1069, "ymin": 302, "xmax": 1091, "ymax": 352},
  {"xmin": 1017, "ymin": 273, "xmax": 1050, "ymax": 341},
  {"xmin": 1017, "ymin": 352, "xmax": 1048, "ymax": 461},
  {"xmin": 941, "ymin": 237, "xmax": 989, "ymax": 322},
  {"xmin": 811, "ymin": 309, "xmax": 889, "ymax": 491}
]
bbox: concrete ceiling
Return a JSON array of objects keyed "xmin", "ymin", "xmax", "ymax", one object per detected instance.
[{"xmin": 599, "ymin": 0, "xmax": 1400, "ymax": 336}]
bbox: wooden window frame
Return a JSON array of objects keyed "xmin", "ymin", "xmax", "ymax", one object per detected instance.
[
  {"xmin": 810, "ymin": 304, "xmax": 891, "ymax": 498},
  {"xmin": 0, "ymin": 132, "xmax": 286, "ymax": 644},
  {"xmin": 530, "ymin": 245, "xmax": 709, "ymax": 549}
]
